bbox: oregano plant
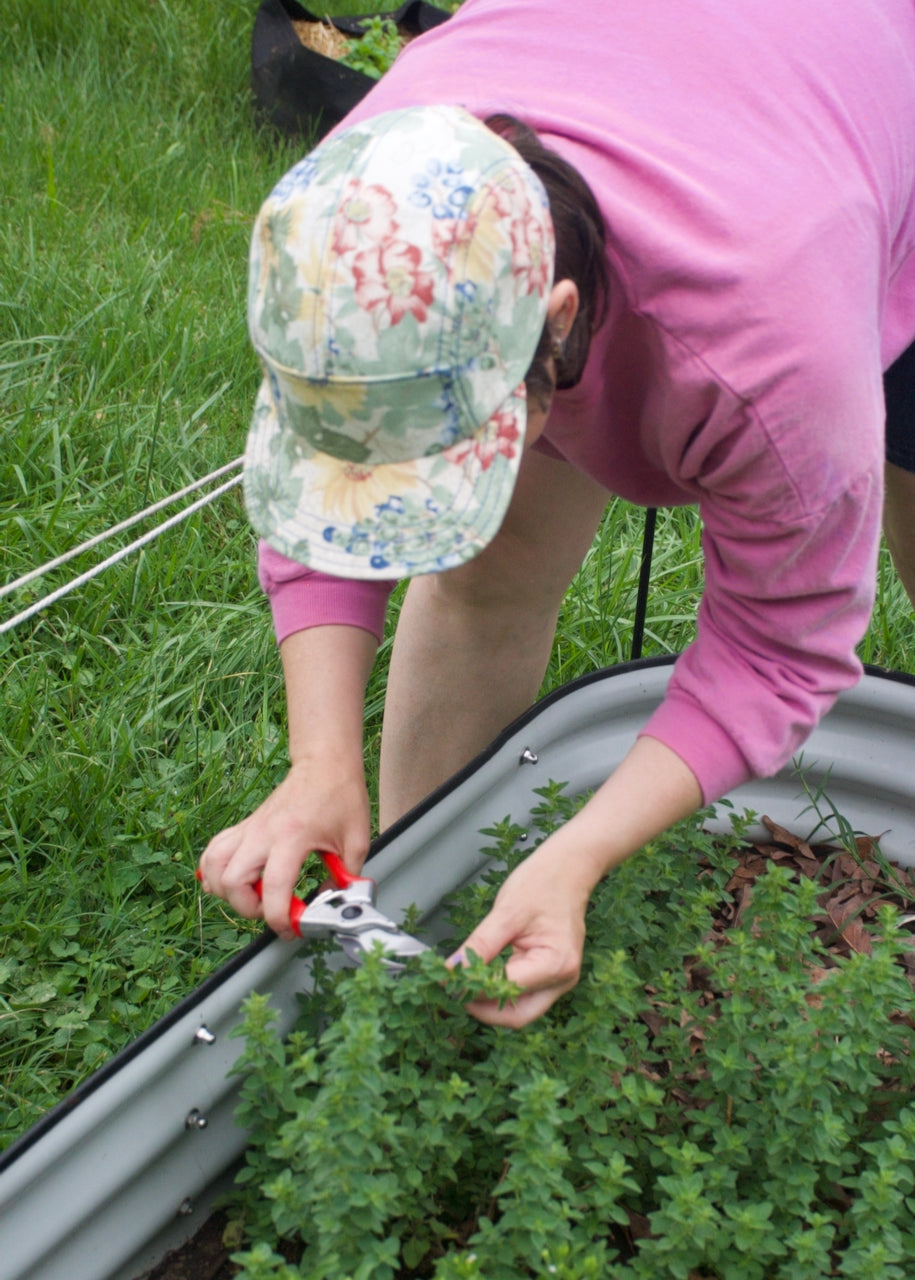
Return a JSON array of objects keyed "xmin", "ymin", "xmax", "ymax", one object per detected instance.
[{"xmin": 226, "ymin": 786, "xmax": 915, "ymax": 1278}]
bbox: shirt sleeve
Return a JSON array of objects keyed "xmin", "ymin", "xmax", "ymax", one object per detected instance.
[
  {"xmin": 638, "ymin": 375, "xmax": 884, "ymax": 806},
  {"xmin": 257, "ymin": 540, "xmax": 394, "ymax": 644}
]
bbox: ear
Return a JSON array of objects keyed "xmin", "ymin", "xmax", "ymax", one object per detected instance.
[{"xmin": 546, "ymin": 279, "xmax": 579, "ymax": 338}]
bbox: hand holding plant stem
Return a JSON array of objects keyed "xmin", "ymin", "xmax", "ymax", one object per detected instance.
[{"xmin": 451, "ymin": 735, "xmax": 702, "ymax": 1026}]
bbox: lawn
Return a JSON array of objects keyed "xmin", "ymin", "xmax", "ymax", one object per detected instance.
[{"xmin": 1, "ymin": 0, "xmax": 912, "ymax": 1151}]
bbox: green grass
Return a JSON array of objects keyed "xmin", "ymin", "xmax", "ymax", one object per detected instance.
[{"xmin": 1, "ymin": 0, "xmax": 912, "ymax": 1151}]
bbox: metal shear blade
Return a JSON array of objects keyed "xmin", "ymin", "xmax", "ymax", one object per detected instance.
[
  {"xmin": 302, "ymin": 883, "xmax": 429, "ymax": 970},
  {"xmin": 244, "ymin": 851, "xmax": 427, "ymax": 970}
]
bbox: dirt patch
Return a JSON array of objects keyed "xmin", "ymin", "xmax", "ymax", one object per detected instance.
[{"xmin": 142, "ymin": 1211, "xmax": 239, "ymax": 1280}]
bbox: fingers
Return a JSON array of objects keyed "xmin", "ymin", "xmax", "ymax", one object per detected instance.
[
  {"xmin": 198, "ymin": 821, "xmax": 268, "ymax": 924},
  {"xmin": 463, "ymin": 983, "xmax": 572, "ymax": 1029},
  {"xmin": 449, "ymin": 908, "xmax": 584, "ymax": 1029},
  {"xmin": 197, "ymin": 764, "xmax": 372, "ymax": 940},
  {"xmin": 198, "ymin": 823, "xmax": 249, "ymax": 903},
  {"xmin": 256, "ymin": 832, "xmax": 318, "ymax": 940},
  {"xmin": 448, "ymin": 911, "xmax": 516, "ymax": 970},
  {"xmin": 198, "ymin": 813, "xmax": 312, "ymax": 939},
  {"xmin": 461, "ymin": 946, "xmax": 581, "ymax": 1027},
  {"xmin": 199, "ymin": 818, "xmax": 313, "ymax": 940}
]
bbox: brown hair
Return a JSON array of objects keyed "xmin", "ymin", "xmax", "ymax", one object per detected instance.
[{"xmin": 485, "ymin": 114, "xmax": 609, "ymax": 409}]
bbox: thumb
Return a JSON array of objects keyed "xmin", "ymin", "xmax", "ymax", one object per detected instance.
[{"xmin": 447, "ymin": 913, "xmax": 516, "ymax": 970}]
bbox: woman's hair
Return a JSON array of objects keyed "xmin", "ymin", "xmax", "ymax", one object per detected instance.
[{"xmin": 485, "ymin": 114, "xmax": 609, "ymax": 409}]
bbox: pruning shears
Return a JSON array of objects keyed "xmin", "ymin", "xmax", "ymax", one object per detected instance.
[{"xmin": 199, "ymin": 851, "xmax": 428, "ymax": 970}]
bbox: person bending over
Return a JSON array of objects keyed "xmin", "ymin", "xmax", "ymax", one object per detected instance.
[{"xmin": 199, "ymin": 0, "xmax": 915, "ymax": 1026}]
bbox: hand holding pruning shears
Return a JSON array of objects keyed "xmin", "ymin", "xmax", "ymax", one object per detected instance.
[
  {"xmin": 197, "ymin": 847, "xmax": 427, "ymax": 968},
  {"xmin": 198, "ymin": 750, "xmax": 371, "ymax": 940}
]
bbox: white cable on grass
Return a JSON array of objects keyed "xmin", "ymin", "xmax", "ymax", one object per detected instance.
[
  {"xmin": 0, "ymin": 470, "xmax": 244, "ymax": 636},
  {"xmin": 1, "ymin": 455, "xmax": 245, "ymax": 600}
]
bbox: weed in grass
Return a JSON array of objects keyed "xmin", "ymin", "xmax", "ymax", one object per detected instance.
[
  {"xmin": 551, "ymin": 504, "xmax": 703, "ymax": 678},
  {"xmin": 856, "ymin": 541, "xmax": 914, "ymax": 669}
]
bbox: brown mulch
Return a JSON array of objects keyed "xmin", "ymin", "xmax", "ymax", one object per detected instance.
[
  {"xmin": 143, "ymin": 819, "xmax": 915, "ymax": 1280},
  {"xmin": 708, "ymin": 815, "xmax": 915, "ymax": 980},
  {"xmin": 142, "ymin": 1211, "xmax": 239, "ymax": 1280}
]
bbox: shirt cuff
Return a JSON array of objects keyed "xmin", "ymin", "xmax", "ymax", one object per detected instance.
[
  {"xmin": 638, "ymin": 690, "xmax": 753, "ymax": 806},
  {"xmin": 258, "ymin": 541, "xmax": 393, "ymax": 644}
]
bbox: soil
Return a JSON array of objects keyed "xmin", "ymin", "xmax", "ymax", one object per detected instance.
[
  {"xmin": 143, "ymin": 818, "xmax": 915, "ymax": 1280},
  {"xmin": 142, "ymin": 1211, "xmax": 239, "ymax": 1280}
]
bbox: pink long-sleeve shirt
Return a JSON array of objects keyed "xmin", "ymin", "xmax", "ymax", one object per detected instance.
[{"xmin": 258, "ymin": 0, "xmax": 915, "ymax": 804}]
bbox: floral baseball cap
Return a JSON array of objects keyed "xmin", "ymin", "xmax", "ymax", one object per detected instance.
[{"xmin": 243, "ymin": 104, "xmax": 556, "ymax": 578}]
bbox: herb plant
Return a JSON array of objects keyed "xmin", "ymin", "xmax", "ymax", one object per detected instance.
[
  {"xmin": 340, "ymin": 16, "xmax": 404, "ymax": 80},
  {"xmin": 227, "ymin": 787, "xmax": 915, "ymax": 1278}
]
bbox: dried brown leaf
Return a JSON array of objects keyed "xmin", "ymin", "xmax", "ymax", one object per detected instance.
[
  {"xmin": 803, "ymin": 964, "xmax": 834, "ymax": 1008},
  {"xmin": 639, "ymin": 1008, "xmax": 664, "ymax": 1037},
  {"xmin": 625, "ymin": 1208, "xmax": 653, "ymax": 1242},
  {"xmin": 835, "ymin": 917, "xmax": 873, "ymax": 955},
  {"xmin": 761, "ymin": 816, "xmax": 818, "ymax": 861}
]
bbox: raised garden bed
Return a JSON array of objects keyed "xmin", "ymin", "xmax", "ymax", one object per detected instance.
[
  {"xmin": 2, "ymin": 660, "xmax": 914, "ymax": 1280},
  {"xmin": 148, "ymin": 800, "xmax": 915, "ymax": 1278}
]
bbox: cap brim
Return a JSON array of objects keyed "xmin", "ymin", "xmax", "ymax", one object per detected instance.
[{"xmin": 243, "ymin": 377, "xmax": 527, "ymax": 579}]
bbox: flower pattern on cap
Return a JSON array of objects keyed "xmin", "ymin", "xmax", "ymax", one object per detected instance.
[
  {"xmin": 243, "ymin": 104, "xmax": 555, "ymax": 579},
  {"xmin": 352, "ymin": 239, "xmax": 436, "ymax": 328},
  {"xmin": 311, "ymin": 454, "xmax": 420, "ymax": 525}
]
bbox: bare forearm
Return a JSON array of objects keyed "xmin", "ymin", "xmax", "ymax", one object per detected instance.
[
  {"xmin": 200, "ymin": 624, "xmax": 379, "ymax": 936},
  {"xmin": 553, "ymin": 735, "xmax": 704, "ymax": 896},
  {"xmin": 282, "ymin": 624, "xmax": 378, "ymax": 769}
]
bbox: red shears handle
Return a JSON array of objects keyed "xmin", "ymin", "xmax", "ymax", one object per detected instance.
[{"xmin": 196, "ymin": 850, "xmax": 363, "ymax": 938}]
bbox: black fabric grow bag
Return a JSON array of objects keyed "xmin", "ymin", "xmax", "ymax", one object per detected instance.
[{"xmin": 250, "ymin": 0, "xmax": 451, "ymax": 141}]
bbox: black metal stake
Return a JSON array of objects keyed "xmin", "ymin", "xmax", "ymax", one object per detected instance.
[{"xmin": 631, "ymin": 507, "xmax": 657, "ymax": 662}]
